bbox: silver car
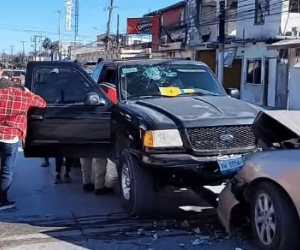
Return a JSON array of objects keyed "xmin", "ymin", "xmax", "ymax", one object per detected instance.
[{"xmin": 217, "ymin": 111, "xmax": 300, "ymax": 250}]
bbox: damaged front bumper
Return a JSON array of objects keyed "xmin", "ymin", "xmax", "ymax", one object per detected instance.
[{"xmin": 217, "ymin": 182, "xmax": 240, "ymax": 233}]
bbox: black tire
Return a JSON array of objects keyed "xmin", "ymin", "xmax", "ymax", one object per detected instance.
[
  {"xmin": 250, "ymin": 182, "xmax": 300, "ymax": 250},
  {"xmin": 118, "ymin": 149, "xmax": 155, "ymax": 217}
]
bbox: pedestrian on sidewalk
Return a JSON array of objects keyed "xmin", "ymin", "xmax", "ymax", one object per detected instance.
[
  {"xmin": 80, "ymin": 158, "xmax": 116, "ymax": 195},
  {"xmin": 0, "ymin": 67, "xmax": 46, "ymax": 210}
]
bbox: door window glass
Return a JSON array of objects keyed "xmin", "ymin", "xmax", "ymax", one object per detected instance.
[
  {"xmin": 91, "ymin": 64, "xmax": 104, "ymax": 83},
  {"xmin": 101, "ymin": 68, "xmax": 116, "ymax": 85},
  {"xmin": 33, "ymin": 67, "xmax": 92, "ymax": 104}
]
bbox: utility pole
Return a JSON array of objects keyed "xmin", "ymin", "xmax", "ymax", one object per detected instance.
[
  {"xmin": 20, "ymin": 41, "xmax": 26, "ymax": 56},
  {"xmin": 20, "ymin": 41, "xmax": 27, "ymax": 67},
  {"xmin": 2, "ymin": 49, "xmax": 6, "ymax": 63},
  {"xmin": 218, "ymin": 0, "xmax": 225, "ymax": 85},
  {"xmin": 57, "ymin": 10, "xmax": 62, "ymax": 61},
  {"xmin": 74, "ymin": 0, "xmax": 79, "ymax": 44},
  {"xmin": 105, "ymin": 0, "xmax": 114, "ymax": 50},
  {"xmin": 10, "ymin": 45, "xmax": 14, "ymax": 57},
  {"xmin": 32, "ymin": 35, "xmax": 41, "ymax": 61},
  {"xmin": 117, "ymin": 14, "xmax": 120, "ymax": 48}
]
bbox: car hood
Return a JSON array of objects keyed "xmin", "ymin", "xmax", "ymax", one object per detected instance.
[
  {"xmin": 252, "ymin": 110, "xmax": 300, "ymax": 146},
  {"xmin": 130, "ymin": 96, "xmax": 259, "ymax": 128}
]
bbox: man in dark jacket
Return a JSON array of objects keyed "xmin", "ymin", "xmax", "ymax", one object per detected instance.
[{"xmin": 0, "ymin": 67, "xmax": 46, "ymax": 210}]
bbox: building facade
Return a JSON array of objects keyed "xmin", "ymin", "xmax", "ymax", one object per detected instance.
[
  {"xmin": 185, "ymin": 0, "xmax": 300, "ymax": 108},
  {"xmin": 146, "ymin": 1, "xmax": 193, "ymax": 59}
]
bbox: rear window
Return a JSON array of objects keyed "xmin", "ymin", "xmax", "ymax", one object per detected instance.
[
  {"xmin": 13, "ymin": 71, "xmax": 25, "ymax": 77},
  {"xmin": 2, "ymin": 71, "xmax": 12, "ymax": 77}
]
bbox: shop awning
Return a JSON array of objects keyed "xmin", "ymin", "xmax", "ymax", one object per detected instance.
[{"xmin": 267, "ymin": 39, "xmax": 300, "ymax": 49}]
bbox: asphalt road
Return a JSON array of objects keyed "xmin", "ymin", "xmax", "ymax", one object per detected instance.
[{"xmin": 0, "ymin": 151, "xmax": 256, "ymax": 250}]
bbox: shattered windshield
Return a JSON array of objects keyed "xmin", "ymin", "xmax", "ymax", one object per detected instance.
[{"xmin": 119, "ymin": 63, "xmax": 225, "ymax": 99}]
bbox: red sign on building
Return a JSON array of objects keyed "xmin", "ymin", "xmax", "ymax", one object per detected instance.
[{"xmin": 127, "ymin": 16, "xmax": 160, "ymax": 35}]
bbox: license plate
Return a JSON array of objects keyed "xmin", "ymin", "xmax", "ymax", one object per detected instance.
[{"xmin": 217, "ymin": 156, "xmax": 244, "ymax": 175}]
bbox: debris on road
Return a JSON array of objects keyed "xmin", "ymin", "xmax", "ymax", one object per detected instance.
[
  {"xmin": 193, "ymin": 227, "xmax": 201, "ymax": 234},
  {"xmin": 191, "ymin": 238, "xmax": 202, "ymax": 246}
]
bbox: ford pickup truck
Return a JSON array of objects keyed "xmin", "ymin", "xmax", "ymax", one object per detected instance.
[{"xmin": 24, "ymin": 59, "xmax": 259, "ymax": 216}]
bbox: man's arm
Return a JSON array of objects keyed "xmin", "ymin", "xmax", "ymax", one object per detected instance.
[{"xmin": 27, "ymin": 91, "xmax": 47, "ymax": 108}]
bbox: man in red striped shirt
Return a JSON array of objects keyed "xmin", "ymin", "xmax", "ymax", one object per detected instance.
[{"xmin": 0, "ymin": 67, "xmax": 46, "ymax": 210}]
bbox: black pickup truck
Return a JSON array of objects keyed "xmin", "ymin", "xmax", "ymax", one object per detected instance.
[{"xmin": 24, "ymin": 59, "xmax": 259, "ymax": 216}]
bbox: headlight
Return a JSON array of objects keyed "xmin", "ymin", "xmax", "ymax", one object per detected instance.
[{"xmin": 143, "ymin": 129, "xmax": 183, "ymax": 148}]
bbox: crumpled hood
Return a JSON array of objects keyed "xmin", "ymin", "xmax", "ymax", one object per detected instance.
[
  {"xmin": 130, "ymin": 96, "xmax": 259, "ymax": 128},
  {"xmin": 252, "ymin": 110, "xmax": 300, "ymax": 146}
]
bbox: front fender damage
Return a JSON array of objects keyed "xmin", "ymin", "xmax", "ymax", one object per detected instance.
[{"xmin": 217, "ymin": 182, "xmax": 240, "ymax": 233}]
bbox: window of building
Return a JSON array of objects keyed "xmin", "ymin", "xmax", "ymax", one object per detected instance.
[
  {"xmin": 246, "ymin": 59, "xmax": 262, "ymax": 84},
  {"xmin": 229, "ymin": 0, "xmax": 238, "ymax": 9},
  {"xmin": 33, "ymin": 67, "xmax": 92, "ymax": 104},
  {"xmin": 290, "ymin": 0, "xmax": 300, "ymax": 13},
  {"xmin": 255, "ymin": 0, "xmax": 270, "ymax": 25}
]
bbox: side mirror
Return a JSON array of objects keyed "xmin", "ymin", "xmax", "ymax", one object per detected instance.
[
  {"xmin": 85, "ymin": 92, "xmax": 106, "ymax": 106},
  {"xmin": 225, "ymin": 88, "xmax": 240, "ymax": 99}
]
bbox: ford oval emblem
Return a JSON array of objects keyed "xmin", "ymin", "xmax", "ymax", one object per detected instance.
[{"xmin": 220, "ymin": 134, "xmax": 234, "ymax": 142}]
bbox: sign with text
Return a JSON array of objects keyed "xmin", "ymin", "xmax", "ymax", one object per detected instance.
[
  {"xmin": 127, "ymin": 16, "xmax": 160, "ymax": 35},
  {"xmin": 65, "ymin": 0, "xmax": 73, "ymax": 31}
]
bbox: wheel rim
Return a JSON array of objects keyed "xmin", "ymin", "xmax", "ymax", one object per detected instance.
[
  {"xmin": 254, "ymin": 193, "xmax": 276, "ymax": 246},
  {"xmin": 121, "ymin": 162, "xmax": 131, "ymax": 201}
]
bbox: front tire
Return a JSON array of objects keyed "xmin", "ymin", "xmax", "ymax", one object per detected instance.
[
  {"xmin": 250, "ymin": 182, "xmax": 300, "ymax": 250},
  {"xmin": 118, "ymin": 149, "xmax": 155, "ymax": 217}
]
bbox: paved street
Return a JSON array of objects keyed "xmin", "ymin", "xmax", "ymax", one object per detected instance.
[{"xmin": 0, "ymin": 150, "xmax": 256, "ymax": 250}]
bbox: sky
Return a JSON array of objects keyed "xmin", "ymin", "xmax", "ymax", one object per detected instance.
[{"xmin": 0, "ymin": 0, "xmax": 180, "ymax": 54}]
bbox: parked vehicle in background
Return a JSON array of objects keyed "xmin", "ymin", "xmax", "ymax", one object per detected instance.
[
  {"xmin": 24, "ymin": 59, "xmax": 260, "ymax": 217},
  {"xmin": 2, "ymin": 69, "xmax": 25, "ymax": 84},
  {"xmin": 218, "ymin": 111, "xmax": 300, "ymax": 250}
]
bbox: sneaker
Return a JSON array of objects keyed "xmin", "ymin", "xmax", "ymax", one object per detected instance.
[
  {"xmin": 94, "ymin": 187, "xmax": 114, "ymax": 195},
  {"xmin": 83, "ymin": 183, "xmax": 95, "ymax": 192},
  {"xmin": 0, "ymin": 201, "xmax": 16, "ymax": 211},
  {"xmin": 64, "ymin": 173, "xmax": 71, "ymax": 183},
  {"xmin": 55, "ymin": 174, "xmax": 62, "ymax": 184}
]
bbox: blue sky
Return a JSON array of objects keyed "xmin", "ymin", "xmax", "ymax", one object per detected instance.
[{"xmin": 0, "ymin": 0, "xmax": 179, "ymax": 54}]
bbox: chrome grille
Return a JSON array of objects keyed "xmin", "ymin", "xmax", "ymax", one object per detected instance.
[{"xmin": 187, "ymin": 126, "xmax": 256, "ymax": 152}]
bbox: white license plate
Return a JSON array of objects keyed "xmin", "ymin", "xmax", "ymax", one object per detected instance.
[{"xmin": 217, "ymin": 156, "xmax": 244, "ymax": 175}]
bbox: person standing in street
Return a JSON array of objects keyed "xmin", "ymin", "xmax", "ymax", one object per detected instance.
[
  {"xmin": 0, "ymin": 67, "xmax": 46, "ymax": 210},
  {"xmin": 80, "ymin": 158, "xmax": 115, "ymax": 195},
  {"xmin": 55, "ymin": 157, "xmax": 76, "ymax": 184},
  {"xmin": 41, "ymin": 157, "xmax": 50, "ymax": 167}
]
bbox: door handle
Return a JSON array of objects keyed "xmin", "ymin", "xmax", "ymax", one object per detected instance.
[{"xmin": 31, "ymin": 115, "xmax": 44, "ymax": 120}]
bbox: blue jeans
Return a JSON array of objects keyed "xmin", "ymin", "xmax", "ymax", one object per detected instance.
[{"xmin": 0, "ymin": 142, "xmax": 18, "ymax": 203}]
